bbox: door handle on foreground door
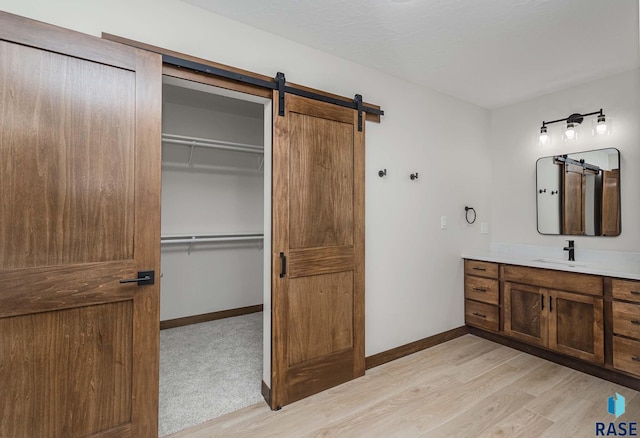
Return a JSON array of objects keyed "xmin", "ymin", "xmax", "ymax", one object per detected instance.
[
  {"xmin": 120, "ymin": 270, "xmax": 155, "ymax": 286},
  {"xmin": 279, "ymin": 252, "xmax": 287, "ymax": 278}
]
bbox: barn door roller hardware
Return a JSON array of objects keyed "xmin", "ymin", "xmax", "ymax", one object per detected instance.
[{"xmin": 162, "ymin": 55, "xmax": 384, "ymax": 131}]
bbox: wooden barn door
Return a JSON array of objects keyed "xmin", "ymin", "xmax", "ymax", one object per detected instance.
[
  {"xmin": 562, "ymin": 163, "xmax": 585, "ymax": 235},
  {"xmin": 0, "ymin": 12, "xmax": 161, "ymax": 437},
  {"xmin": 271, "ymin": 93, "xmax": 365, "ymax": 408}
]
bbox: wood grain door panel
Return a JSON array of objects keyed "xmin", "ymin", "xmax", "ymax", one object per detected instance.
[
  {"xmin": 272, "ymin": 93, "xmax": 364, "ymax": 408},
  {"xmin": 287, "ymin": 271, "xmax": 354, "ymax": 365},
  {"xmin": 287, "ymin": 246, "xmax": 354, "ymax": 278},
  {"xmin": 601, "ymin": 169, "xmax": 620, "ymax": 236},
  {"xmin": 548, "ymin": 290, "xmax": 604, "ymax": 364},
  {"xmin": 0, "ymin": 12, "xmax": 161, "ymax": 438},
  {"xmin": 504, "ymin": 282, "xmax": 548, "ymax": 347},
  {"xmin": 289, "ymin": 113, "xmax": 354, "ymax": 249},
  {"xmin": 0, "ymin": 302, "xmax": 133, "ymax": 437},
  {"xmin": 562, "ymin": 166, "xmax": 585, "ymax": 235},
  {"xmin": 0, "ymin": 40, "xmax": 135, "ymax": 269}
]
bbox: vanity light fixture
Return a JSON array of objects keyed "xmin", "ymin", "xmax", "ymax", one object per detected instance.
[{"xmin": 538, "ymin": 109, "xmax": 608, "ymax": 145}]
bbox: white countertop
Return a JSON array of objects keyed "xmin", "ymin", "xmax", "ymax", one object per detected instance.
[{"xmin": 462, "ymin": 244, "xmax": 640, "ymax": 281}]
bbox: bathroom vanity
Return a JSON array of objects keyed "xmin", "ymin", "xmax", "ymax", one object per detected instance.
[{"xmin": 463, "ymin": 252, "xmax": 640, "ymax": 387}]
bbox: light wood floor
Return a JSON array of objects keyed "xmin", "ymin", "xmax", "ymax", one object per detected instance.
[{"xmin": 168, "ymin": 334, "xmax": 639, "ymax": 437}]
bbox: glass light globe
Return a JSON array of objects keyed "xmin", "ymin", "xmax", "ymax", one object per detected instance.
[
  {"xmin": 565, "ymin": 124, "xmax": 576, "ymax": 140},
  {"xmin": 591, "ymin": 115, "xmax": 612, "ymax": 136},
  {"xmin": 539, "ymin": 126, "xmax": 549, "ymax": 145},
  {"xmin": 539, "ymin": 133, "xmax": 549, "ymax": 144}
]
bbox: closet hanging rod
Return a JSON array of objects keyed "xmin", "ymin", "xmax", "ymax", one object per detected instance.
[
  {"xmin": 161, "ymin": 234, "xmax": 264, "ymax": 245},
  {"xmin": 162, "ymin": 133, "xmax": 264, "ymax": 154}
]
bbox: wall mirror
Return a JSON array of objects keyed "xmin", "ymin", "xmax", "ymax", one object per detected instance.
[{"xmin": 536, "ymin": 148, "xmax": 620, "ymax": 236}]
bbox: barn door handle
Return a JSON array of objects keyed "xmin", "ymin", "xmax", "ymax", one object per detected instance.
[
  {"xmin": 279, "ymin": 252, "xmax": 287, "ymax": 278},
  {"xmin": 120, "ymin": 270, "xmax": 155, "ymax": 286}
]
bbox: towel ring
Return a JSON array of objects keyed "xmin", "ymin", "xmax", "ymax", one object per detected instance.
[{"xmin": 465, "ymin": 206, "xmax": 476, "ymax": 224}]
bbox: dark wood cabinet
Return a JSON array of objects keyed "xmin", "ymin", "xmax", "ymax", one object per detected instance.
[
  {"xmin": 504, "ymin": 282, "xmax": 604, "ymax": 364},
  {"xmin": 465, "ymin": 258, "xmax": 640, "ymax": 388},
  {"xmin": 504, "ymin": 282, "xmax": 548, "ymax": 348},
  {"xmin": 611, "ymin": 278, "xmax": 640, "ymax": 377},
  {"xmin": 503, "ymin": 266, "xmax": 604, "ymax": 365},
  {"xmin": 548, "ymin": 289, "xmax": 604, "ymax": 364},
  {"xmin": 464, "ymin": 260, "xmax": 499, "ymax": 332},
  {"xmin": 467, "ymin": 261, "xmax": 606, "ymax": 366}
]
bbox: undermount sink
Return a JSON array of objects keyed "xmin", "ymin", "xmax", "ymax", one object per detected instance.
[{"xmin": 534, "ymin": 258, "xmax": 591, "ymax": 268}]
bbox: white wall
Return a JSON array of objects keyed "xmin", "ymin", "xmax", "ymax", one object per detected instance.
[
  {"xmin": 536, "ymin": 157, "xmax": 561, "ymax": 234},
  {"xmin": 0, "ymin": 0, "xmax": 492, "ymax": 356},
  {"xmin": 490, "ymin": 69, "xmax": 640, "ymax": 251}
]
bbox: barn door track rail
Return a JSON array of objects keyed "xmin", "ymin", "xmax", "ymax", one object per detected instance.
[{"xmin": 162, "ymin": 55, "xmax": 384, "ymax": 131}]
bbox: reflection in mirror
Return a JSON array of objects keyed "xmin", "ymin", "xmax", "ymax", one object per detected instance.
[{"xmin": 536, "ymin": 148, "xmax": 620, "ymax": 236}]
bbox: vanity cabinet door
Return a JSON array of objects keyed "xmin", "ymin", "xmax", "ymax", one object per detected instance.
[
  {"xmin": 504, "ymin": 282, "xmax": 548, "ymax": 348},
  {"xmin": 548, "ymin": 290, "xmax": 604, "ymax": 364}
]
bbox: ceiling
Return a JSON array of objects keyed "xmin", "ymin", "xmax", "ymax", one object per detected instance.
[{"xmin": 182, "ymin": 0, "xmax": 639, "ymax": 109}]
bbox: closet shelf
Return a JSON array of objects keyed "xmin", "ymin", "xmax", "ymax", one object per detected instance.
[
  {"xmin": 161, "ymin": 233, "xmax": 264, "ymax": 245},
  {"xmin": 162, "ymin": 133, "xmax": 264, "ymax": 155}
]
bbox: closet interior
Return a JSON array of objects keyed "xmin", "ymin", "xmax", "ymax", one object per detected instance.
[{"xmin": 159, "ymin": 75, "xmax": 269, "ymax": 436}]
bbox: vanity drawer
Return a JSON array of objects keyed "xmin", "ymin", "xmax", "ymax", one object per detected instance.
[
  {"xmin": 465, "ymin": 275, "xmax": 499, "ymax": 305},
  {"xmin": 613, "ymin": 336, "xmax": 640, "ymax": 377},
  {"xmin": 465, "ymin": 299, "xmax": 499, "ymax": 332},
  {"xmin": 502, "ymin": 265, "xmax": 603, "ymax": 296},
  {"xmin": 612, "ymin": 301, "xmax": 640, "ymax": 339},
  {"xmin": 464, "ymin": 260, "xmax": 499, "ymax": 279},
  {"xmin": 612, "ymin": 279, "xmax": 640, "ymax": 303}
]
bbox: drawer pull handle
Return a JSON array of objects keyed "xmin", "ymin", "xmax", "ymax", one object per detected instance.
[
  {"xmin": 631, "ymin": 291, "xmax": 640, "ymax": 295},
  {"xmin": 472, "ymin": 267, "xmax": 487, "ymax": 271},
  {"xmin": 472, "ymin": 287, "xmax": 487, "ymax": 292},
  {"xmin": 632, "ymin": 356, "xmax": 640, "ymax": 362},
  {"xmin": 472, "ymin": 312, "xmax": 487, "ymax": 318},
  {"xmin": 631, "ymin": 320, "xmax": 640, "ymax": 325}
]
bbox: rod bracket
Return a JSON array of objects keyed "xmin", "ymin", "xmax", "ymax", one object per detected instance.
[
  {"xmin": 354, "ymin": 94, "xmax": 363, "ymax": 131},
  {"xmin": 276, "ymin": 72, "xmax": 286, "ymax": 116}
]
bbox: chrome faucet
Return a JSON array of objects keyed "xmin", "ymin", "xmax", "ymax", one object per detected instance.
[{"xmin": 563, "ymin": 240, "xmax": 575, "ymax": 261}]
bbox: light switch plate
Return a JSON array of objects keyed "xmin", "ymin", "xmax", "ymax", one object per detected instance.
[
  {"xmin": 441, "ymin": 216, "xmax": 447, "ymax": 229},
  {"xmin": 481, "ymin": 222, "xmax": 489, "ymax": 234}
]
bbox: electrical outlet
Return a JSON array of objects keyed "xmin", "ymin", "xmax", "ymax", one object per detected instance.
[{"xmin": 441, "ymin": 216, "xmax": 447, "ymax": 230}]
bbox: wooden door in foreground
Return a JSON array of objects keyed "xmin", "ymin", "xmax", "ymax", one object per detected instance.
[
  {"xmin": 0, "ymin": 12, "xmax": 161, "ymax": 437},
  {"xmin": 271, "ymin": 93, "xmax": 365, "ymax": 408}
]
